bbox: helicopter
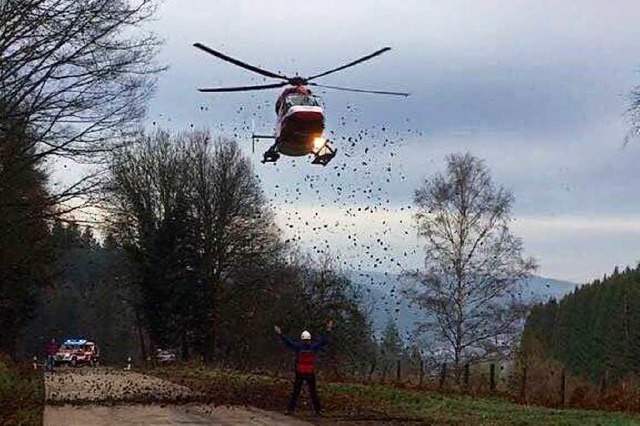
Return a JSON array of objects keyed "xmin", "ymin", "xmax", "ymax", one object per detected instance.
[{"xmin": 193, "ymin": 43, "xmax": 409, "ymax": 166}]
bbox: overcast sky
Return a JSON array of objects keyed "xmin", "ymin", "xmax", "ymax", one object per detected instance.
[{"xmin": 124, "ymin": 0, "xmax": 640, "ymax": 283}]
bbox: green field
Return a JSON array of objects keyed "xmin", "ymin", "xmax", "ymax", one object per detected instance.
[
  {"xmin": 148, "ymin": 365, "xmax": 640, "ymax": 425},
  {"xmin": 326, "ymin": 383, "xmax": 640, "ymax": 425},
  {"xmin": 0, "ymin": 355, "xmax": 44, "ymax": 426}
]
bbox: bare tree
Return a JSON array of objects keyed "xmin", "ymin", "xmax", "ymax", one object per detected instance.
[
  {"xmin": 184, "ymin": 132, "xmax": 284, "ymax": 358},
  {"xmin": 1, "ymin": 0, "xmax": 162, "ymax": 158},
  {"xmin": 0, "ymin": 0, "xmax": 163, "ymax": 218},
  {"xmin": 107, "ymin": 130, "xmax": 208, "ymax": 356},
  {"xmin": 186, "ymin": 133, "xmax": 282, "ymax": 285},
  {"xmin": 107, "ymin": 129, "xmax": 283, "ymax": 360},
  {"xmin": 405, "ymin": 153, "xmax": 536, "ymax": 372}
]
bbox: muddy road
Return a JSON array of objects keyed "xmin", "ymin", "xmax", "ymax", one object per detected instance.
[{"xmin": 44, "ymin": 367, "xmax": 312, "ymax": 425}]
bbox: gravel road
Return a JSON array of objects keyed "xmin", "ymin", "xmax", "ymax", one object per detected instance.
[{"xmin": 43, "ymin": 367, "xmax": 312, "ymax": 426}]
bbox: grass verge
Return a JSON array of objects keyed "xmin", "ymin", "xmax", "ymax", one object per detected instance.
[
  {"xmin": 147, "ymin": 365, "xmax": 640, "ymax": 425},
  {"xmin": 0, "ymin": 354, "xmax": 44, "ymax": 426}
]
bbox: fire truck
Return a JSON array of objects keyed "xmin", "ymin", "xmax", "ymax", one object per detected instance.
[{"xmin": 54, "ymin": 339, "xmax": 100, "ymax": 367}]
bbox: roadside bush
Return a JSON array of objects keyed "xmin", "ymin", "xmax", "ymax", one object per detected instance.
[{"xmin": 0, "ymin": 354, "xmax": 44, "ymax": 425}]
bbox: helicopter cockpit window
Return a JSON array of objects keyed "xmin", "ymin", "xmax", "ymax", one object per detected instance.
[{"xmin": 286, "ymin": 94, "xmax": 321, "ymax": 108}]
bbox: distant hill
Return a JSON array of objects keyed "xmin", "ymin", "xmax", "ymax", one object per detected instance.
[{"xmin": 348, "ymin": 270, "xmax": 577, "ymax": 339}]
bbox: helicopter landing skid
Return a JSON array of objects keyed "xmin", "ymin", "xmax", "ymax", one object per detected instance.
[
  {"xmin": 261, "ymin": 147, "xmax": 280, "ymax": 163},
  {"xmin": 259, "ymin": 139, "xmax": 336, "ymax": 165},
  {"xmin": 311, "ymin": 141, "xmax": 337, "ymax": 166},
  {"xmin": 261, "ymin": 150, "xmax": 280, "ymax": 164}
]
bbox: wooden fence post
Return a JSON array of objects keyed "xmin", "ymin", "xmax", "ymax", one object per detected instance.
[
  {"xmin": 396, "ymin": 359, "xmax": 401, "ymax": 383},
  {"xmin": 560, "ymin": 368, "xmax": 566, "ymax": 407},
  {"xmin": 419, "ymin": 359, "xmax": 424, "ymax": 386},
  {"xmin": 520, "ymin": 364, "xmax": 527, "ymax": 401},
  {"xmin": 463, "ymin": 363, "xmax": 470, "ymax": 392},
  {"xmin": 439, "ymin": 362, "xmax": 447, "ymax": 390},
  {"xmin": 490, "ymin": 363, "xmax": 496, "ymax": 393},
  {"xmin": 599, "ymin": 369, "xmax": 607, "ymax": 401}
]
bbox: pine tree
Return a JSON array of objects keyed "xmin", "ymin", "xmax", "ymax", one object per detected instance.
[
  {"xmin": 380, "ymin": 318, "xmax": 404, "ymax": 380},
  {"xmin": 521, "ymin": 264, "xmax": 640, "ymax": 383}
]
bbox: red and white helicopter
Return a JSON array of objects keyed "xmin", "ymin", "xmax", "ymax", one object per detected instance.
[{"xmin": 194, "ymin": 43, "xmax": 409, "ymax": 166}]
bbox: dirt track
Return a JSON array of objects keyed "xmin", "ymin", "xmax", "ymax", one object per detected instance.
[{"xmin": 44, "ymin": 367, "xmax": 312, "ymax": 425}]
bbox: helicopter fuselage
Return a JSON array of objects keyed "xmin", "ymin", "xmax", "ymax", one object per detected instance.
[{"xmin": 276, "ymin": 88, "xmax": 325, "ymax": 156}]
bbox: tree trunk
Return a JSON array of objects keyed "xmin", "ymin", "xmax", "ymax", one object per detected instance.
[
  {"xmin": 135, "ymin": 310, "xmax": 147, "ymax": 362},
  {"xmin": 439, "ymin": 362, "xmax": 447, "ymax": 389},
  {"xmin": 368, "ymin": 358, "xmax": 377, "ymax": 382},
  {"xmin": 489, "ymin": 363, "xmax": 496, "ymax": 393},
  {"xmin": 181, "ymin": 333, "xmax": 189, "ymax": 361}
]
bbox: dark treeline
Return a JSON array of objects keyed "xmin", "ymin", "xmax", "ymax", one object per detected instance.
[
  {"xmin": 17, "ymin": 223, "xmax": 136, "ymax": 362},
  {"xmin": 523, "ymin": 264, "xmax": 640, "ymax": 383},
  {"xmin": 1, "ymin": 0, "xmax": 162, "ymax": 357},
  {"xmin": 0, "ymin": 100, "xmax": 54, "ymax": 356}
]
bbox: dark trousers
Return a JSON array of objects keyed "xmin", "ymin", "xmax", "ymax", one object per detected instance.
[
  {"xmin": 45, "ymin": 355, "xmax": 55, "ymax": 371},
  {"xmin": 288, "ymin": 373, "xmax": 320, "ymax": 412}
]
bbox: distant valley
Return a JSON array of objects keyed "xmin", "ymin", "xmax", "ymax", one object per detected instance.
[{"xmin": 348, "ymin": 270, "xmax": 578, "ymax": 339}]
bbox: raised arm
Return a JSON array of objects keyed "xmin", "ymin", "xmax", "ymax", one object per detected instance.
[
  {"xmin": 275, "ymin": 325, "xmax": 299, "ymax": 351},
  {"xmin": 310, "ymin": 319, "xmax": 334, "ymax": 351},
  {"xmin": 311, "ymin": 333, "xmax": 329, "ymax": 351}
]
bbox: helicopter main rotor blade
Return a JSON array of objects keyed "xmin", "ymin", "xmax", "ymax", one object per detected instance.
[
  {"xmin": 198, "ymin": 82, "xmax": 288, "ymax": 93},
  {"xmin": 309, "ymin": 82, "xmax": 409, "ymax": 97},
  {"xmin": 194, "ymin": 43, "xmax": 289, "ymax": 81},
  {"xmin": 307, "ymin": 47, "xmax": 392, "ymax": 81}
]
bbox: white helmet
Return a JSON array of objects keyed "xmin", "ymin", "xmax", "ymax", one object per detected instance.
[{"xmin": 300, "ymin": 330, "xmax": 311, "ymax": 340}]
